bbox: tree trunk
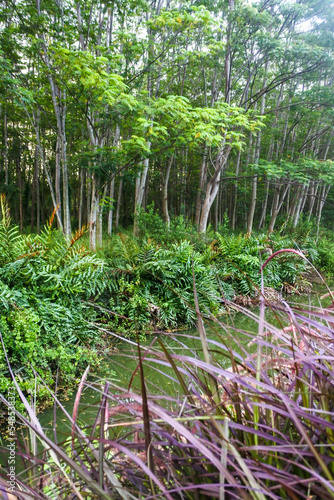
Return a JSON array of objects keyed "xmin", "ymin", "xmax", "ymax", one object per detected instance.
[
  {"xmin": 61, "ymin": 90, "xmax": 71, "ymax": 239},
  {"xmin": 230, "ymin": 149, "xmax": 241, "ymax": 230},
  {"xmin": 288, "ymin": 184, "xmax": 301, "ymax": 222},
  {"xmin": 33, "ymin": 111, "xmax": 63, "ymax": 231},
  {"xmin": 134, "ymin": 151, "xmax": 150, "ymax": 237},
  {"xmin": 107, "ymin": 124, "xmax": 120, "ymax": 235},
  {"xmin": 31, "ymin": 145, "xmax": 38, "ymax": 231},
  {"xmin": 224, "ymin": 0, "xmax": 235, "ymax": 105},
  {"xmin": 194, "ymin": 147, "xmax": 208, "ymax": 227},
  {"xmin": 322, "ymin": 128, "xmax": 334, "ymax": 161},
  {"xmin": 258, "ymin": 176, "xmax": 269, "ymax": 230},
  {"xmin": 293, "ymin": 182, "xmax": 308, "ymax": 227},
  {"xmin": 107, "ymin": 177, "xmax": 115, "ymax": 236},
  {"xmin": 162, "ymin": 156, "xmax": 173, "ymax": 228},
  {"xmin": 199, "ymin": 145, "xmax": 232, "ymax": 232},
  {"xmin": 87, "ymin": 172, "xmax": 91, "ymax": 230},
  {"xmin": 78, "ymin": 167, "xmax": 84, "ymax": 228},
  {"xmin": 267, "ymin": 181, "xmax": 290, "ymax": 233},
  {"xmin": 308, "ymin": 181, "xmax": 319, "ymax": 221},
  {"xmin": 55, "ymin": 137, "xmax": 61, "ymax": 229},
  {"xmin": 316, "ymin": 185, "xmax": 330, "ymax": 242},
  {"xmin": 115, "ymin": 176, "xmax": 123, "ymax": 229},
  {"xmin": 90, "ymin": 173, "xmax": 99, "ymax": 251},
  {"xmin": 37, "ymin": 9, "xmax": 70, "ymax": 238},
  {"xmin": 4, "ymin": 109, "xmax": 8, "ymax": 186},
  {"xmin": 246, "ymin": 64, "xmax": 268, "ymax": 236},
  {"xmin": 247, "ymin": 174, "xmax": 258, "ymax": 236},
  {"xmin": 97, "ymin": 183, "xmax": 107, "ymax": 247},
  {"xmin": 16, "ymin": 150, "xmax": 23, "ymax": 232}
]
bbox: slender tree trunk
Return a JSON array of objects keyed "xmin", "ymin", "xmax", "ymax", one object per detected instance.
[
  {"xmin": 31, "ymin": 145, "xmax": 38, "ymax": 231},
  {"xmin": 214, "ymin": 186, "xmax": 219, "ymax": 231},
  {"xmin": 308, "ymin": 181, "xmax": 319, "ymax": 221},
  {"xmin": 4, "ymin": 109, "xmax": 8, "ymax": 186},
  {"xmin": 258, "ymin": 176, "xmax": 269, "ymax": 230},
  {"xmin": 162, "ymin": 156, "xmax": 173, "ymax": 227},
  {"xmin": 87, "ymin": 172, "xmax": 91, "ymax": 229},
  {"xmin": 194, "ymin": 147, "xmax": 208, "ymax": 226},
  {"xmin": 37, "ymin": 0, "xmax": 70, "ymax": 238},
  {"xmin": 247, "ymin": 174, "xmax": 258, "ymax": 236},
  {"xmin": 90, "ymin": 173, "xmax": 99, "ymax": 251},
  {"xmin": 133, "ymin": 16, "xmax": 154, "ymax": 236},
  {"xmin": 280, "ymin": 95, "xmax": 292, "ymax": 156},
  {"xmin": 323, "ymin": 128, "xmax": 334, "ymax": 160},
  {"xmin": 199, "ymin": 145, "xmax": 232, "ymax": 232},
  {"xmin": 316, "ymin": 185, "xmax": 330, "ymax": 242},
  {"xmin": 268, "ymin": 184, "xmax": 280, "ymax": 233},
  {"xmin": 246, "ymin": 64, "xmax": 268, "ymax": 236},
  {"xmin": 61, "ymin": 89, "xmax": 71, "ymax": 238},
  {"xmin": 107, "ymin": 124, "xmax": 120, "ymax": 235},
  {"xmin": 225, "ymin": 0, "xmax": 235, "ymax": 105},
  {"xmin": 230, "ymin": 149, "xmax": 241, "ymax": 230},
  {"xmin": 16, "ymin": 151, "xmax": 23, "ymax": 232},
  {"xmin": 299, "ymin": 182, "xmax": 309, "ymax": 219},
  {"xmin": 293, "ymin": 182, "xmax": 308, "ymax": 227},
  {"xmin": 288, "ymin": 184, "xmax": 301, "ymax": 222},
  {"xmin": 267, "ymin": 181, "xmax": 290, "ymax": 232},
  {"xmin": 55, "ymin": 137, "xmax": 61, "ymax": 229},
  {"xmin": 115, "ymin": 176, "xmax": 123, "ymax": 229},
  {"xmin": 97, "ymin": 183, "xmax": 107, "ymax": 247},
  {"xmin": 107, "ymin": 178, "xmax": 115, "ymax": 236},
  {"xmin": 33, "ymin": 110, "xmax": 63, "ymax": 231},
  {"xmin": 78, "ymin": 167, "xmax": 84, "ymax": 228},
  {"xmin": 134, "ymin": 150, "xmax": 150, "ymax": 236}
]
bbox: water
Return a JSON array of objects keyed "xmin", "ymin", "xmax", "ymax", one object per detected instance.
[{"xmin": 38, "ymin": 282, "xmax": 333, "ymax": 441}]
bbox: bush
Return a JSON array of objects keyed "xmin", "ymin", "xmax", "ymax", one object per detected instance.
[
  {"xmin": 105, "ymin": 235, "xmax": 222, "ymax": 329},
  {"xmin": 317, "ymin": 236, "xmax": 334, "ymax": 275},
  {"xmin": 0, "ymin": 198, "xmax": 108, "ymax": 399},
  {"xmin": 135, "ymin": 203, "xmax": 215, "ymax": 250},
  {"xmin": 211, "ymin": 232, "xmax": 316, "ymax": 296}
]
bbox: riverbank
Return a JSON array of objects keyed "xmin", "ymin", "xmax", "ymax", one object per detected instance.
[
  {"xmin": 2, "ymin": 289, "xmax": 334, "ymax": 499},
  {"xmin": 0, "ymin": 200, "xmax": 332, "ymax": 408}
]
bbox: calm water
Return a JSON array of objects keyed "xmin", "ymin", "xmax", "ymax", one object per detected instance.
[{"xmin": 38, "ymin": 282, "xmax": 333, "ymax": 441}]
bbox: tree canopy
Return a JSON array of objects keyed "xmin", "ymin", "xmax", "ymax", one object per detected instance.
[{"xmin": 0, "ymin": 0, "xmax": 333, "ymax": 245}]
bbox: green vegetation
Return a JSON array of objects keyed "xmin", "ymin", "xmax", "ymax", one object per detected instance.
[
  {"xmin": 1, "ymin": 284, "xmax": 334, "ymax": 499},
  {"xmin": 0, "ymin": 197, "xmax": 104, "ymax": 398},
  {"xmin": 0, "ymin": 0, "xmax": 333, "ymax": 248},
  {"xmin": 0, "ymin": 194, "xmax": 328, "ymax": 401},
  {"xmin": 0, "ymin": 0, "xmax": 334, "ymax": 495}
]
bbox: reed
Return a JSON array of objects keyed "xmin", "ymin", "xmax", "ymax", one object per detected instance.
[{"xmin": 1, "ymin": 284, "xmax": 334, "ymax": 499}]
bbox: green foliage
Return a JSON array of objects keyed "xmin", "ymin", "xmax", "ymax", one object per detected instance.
[
  {"xmin": 0, "ymin": 191, "xmax": 322, "ymax": 404},
  {"xmin": 316, "ymin": 235, "xmax": 334, "ymax": 275},
  {"xmin": 105, "ymin": 234, "xmax": 222, "ymax": 329},
  {"xmin": 135, "ymin": 203, "xmax": 214, "ymax": 250},
  {"xmin": 102, "ymin": 216, "xmax": 319, "ymax": 331},
  {"xmin": 0, "ymin": 200, "xmax": 108, "ymax": 399},
  {"xmin": 211, "ymin": 232, "xmax": 317, "ymax": 296}
]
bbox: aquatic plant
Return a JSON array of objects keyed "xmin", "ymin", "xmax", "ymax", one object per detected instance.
[{"xmin": 1, "ymin": 277, "xmax": 334, "ymax": 499}]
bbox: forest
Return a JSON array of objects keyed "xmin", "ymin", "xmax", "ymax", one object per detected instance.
[
  {"xmin": 0, "ymin": 0, "xmax": 333, "ymax": 246},
  {"xmin": 1, "ymin": 0, "xmax": 334, "ymax": 499}
]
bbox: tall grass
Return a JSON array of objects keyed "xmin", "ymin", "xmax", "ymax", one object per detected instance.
[{"xmin": 1, "ymin": 285, "xmax": 334, "ymax": 498}]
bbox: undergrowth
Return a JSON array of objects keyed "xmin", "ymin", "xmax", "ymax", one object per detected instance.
[
  {"xmin": 0, "ymin": 196, "xmax": 107, "ymax": 400},
  {"xmin": 1, "ymin": 278, "xmax": 334, "ymax": 499}
]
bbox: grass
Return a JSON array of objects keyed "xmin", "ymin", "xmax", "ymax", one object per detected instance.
[{"xmin": 1, "ymin": 269, "xmax": 334, "ymax": 498}]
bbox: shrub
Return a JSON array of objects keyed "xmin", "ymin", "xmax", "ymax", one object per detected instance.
[
  {"xmin": 0, "ymin": 198, "xmax": 109, "ymax": 399},
  {"xmin": 106, "ymin": 235, "xmax": 222, "ymax": 329},
  {"xmin": 211, "ymin": 232, "xmax": 316, "ymax": 296}
]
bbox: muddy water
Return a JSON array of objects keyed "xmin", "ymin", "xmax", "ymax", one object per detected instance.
[{"xmin": 38, "ymin": 283, "xmax": 332, "ymax": 440}]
